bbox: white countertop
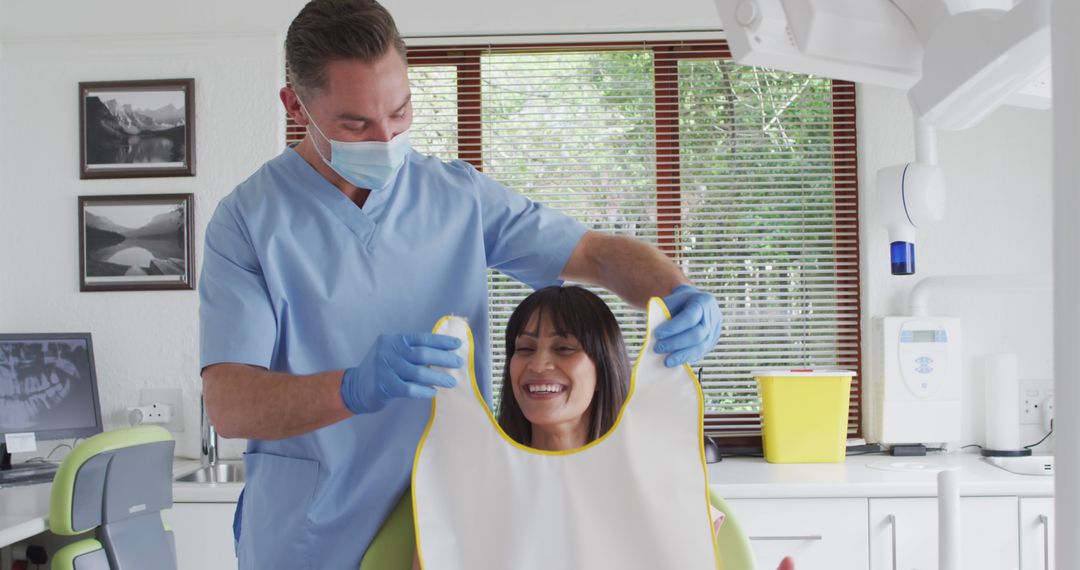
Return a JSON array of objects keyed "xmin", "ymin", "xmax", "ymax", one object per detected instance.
[
  {"xmin": 1, "ymin": 452, "xmax": 1053, "ymax": 548},
  {"xmin": 708, "ymin": 453, "xmax": 1053, "ymax": 499}
]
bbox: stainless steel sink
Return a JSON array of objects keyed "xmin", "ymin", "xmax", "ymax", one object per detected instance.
[
  {"xmin": 176, "ymin": 461, "xmax": 245, "ymax": 484},
  {"xmin": 178, "ymin": 395, "xmax": 244, "ymax": 484}
]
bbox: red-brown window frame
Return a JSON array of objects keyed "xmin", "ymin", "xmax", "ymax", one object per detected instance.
[{"xmin": 286, "ymin": 41, "xmax": 862, "ymax": 445}]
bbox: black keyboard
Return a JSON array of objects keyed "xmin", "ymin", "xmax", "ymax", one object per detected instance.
[{"xmin": 0, "ymin": 464, "xmax": 59, "ymax": 488}]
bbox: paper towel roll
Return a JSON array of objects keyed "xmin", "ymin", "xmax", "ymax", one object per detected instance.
[{"xmin": 984, "ymin": 353, "xmax": 1021, "ymax": 451}]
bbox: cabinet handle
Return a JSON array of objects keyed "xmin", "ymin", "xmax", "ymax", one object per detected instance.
[
  {"xmin": 1038, "ymin": 514, "xmax": 1049, "ymax": 570},
  {"xmin": 748, "ymin": 535, "xmax": 824, "ymax": 542},
  {"xmin": 887, "ymin": 514, "xmax": 898, "ymax": 570}
]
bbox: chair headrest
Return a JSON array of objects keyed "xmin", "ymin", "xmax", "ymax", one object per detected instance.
[{"xmin": 50, "ymin": 426, "xmax": 174, "ymax": 535}]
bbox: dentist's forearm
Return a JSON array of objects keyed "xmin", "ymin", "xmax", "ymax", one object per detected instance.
[
  {"xmin": 560, "ymin": 231, "xmax": 690, "ymax": 308},
  {"xmin": 202, "ymin": 363, "xmax": 351, "ymax": 440}
]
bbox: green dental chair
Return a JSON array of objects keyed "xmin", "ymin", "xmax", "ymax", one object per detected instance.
[
  {"xmin": 49, "ymin": 426, "xmax": 177, "ymax": 570},
  {"xmin": 360, "ymin": 485, "xmax": 757, "ymax": 570},
  {"xmin": 709, "ymin": 486, "xmax": 758, "ymax": 570}
]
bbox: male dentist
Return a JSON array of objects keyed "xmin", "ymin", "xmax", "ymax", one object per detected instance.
[{"xmin": 198, "ymin": 0, "xmax": 723, "ymax": 567}]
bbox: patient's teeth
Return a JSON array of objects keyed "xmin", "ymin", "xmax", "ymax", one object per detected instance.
[{"xmin": 528, "ymin": 384, "xmax": 563, "ymax": 393}]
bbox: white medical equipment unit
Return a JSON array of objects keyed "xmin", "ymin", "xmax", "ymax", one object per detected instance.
[{"xmin": 867, "ymin": 316, "xmax": 962, "ymax": 446}]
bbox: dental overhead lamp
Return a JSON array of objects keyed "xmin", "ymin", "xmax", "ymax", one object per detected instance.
[{"xmin": 715, "ymin": 0, "xmax": 1051, "ymax": 275}]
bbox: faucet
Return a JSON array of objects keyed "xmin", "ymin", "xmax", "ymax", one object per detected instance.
[{"xmin": 201, "ymin": 394, "xmax": 218, "ymax": 466}]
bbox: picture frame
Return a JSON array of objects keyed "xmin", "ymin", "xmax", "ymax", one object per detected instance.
[
  {"xmin": 79, "ymin": 79, "xmax": 195, "ymax": 179},
  {"xmin": 78, "ymin": 194, "xmax": 195, "ymax": 292}
]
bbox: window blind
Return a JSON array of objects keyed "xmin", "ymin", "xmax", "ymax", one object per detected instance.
[{"xmin": 286, "ymin": 40, "xmax": 861, "ymax": 440}]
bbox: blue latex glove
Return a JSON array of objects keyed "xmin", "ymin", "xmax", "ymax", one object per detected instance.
[
  {"xmin": 655, "ymin": 284, "xmax": 723, "ymax": 368},
  {"xmin": 341, "ymin": 333, "xmax": 463, "ymax": 414}
]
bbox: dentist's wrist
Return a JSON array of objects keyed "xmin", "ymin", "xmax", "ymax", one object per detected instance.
[{"xmin": 340, "ymin": 365, "xmax": 370, "ymax": 415}]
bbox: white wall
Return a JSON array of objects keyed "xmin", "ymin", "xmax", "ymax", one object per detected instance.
[
  {"xmin": 0, "ymin": 1, "xmax": 1055, "ymax": 458},
  {"xmin": 0, "ymin": 7, "xmax": 4, "ymax": 325},
  {"xmin": 0, "ymin": 33, "xmax": 282, "ymax": 458},
  {"xmin": 859, "ymin": 85, "xmax": 1054, "ymax": 450}
]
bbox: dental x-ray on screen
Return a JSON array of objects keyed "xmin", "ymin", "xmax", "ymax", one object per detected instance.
[{"xmin": 0, "ymin": 333, "xmax": 102, "ymax": 437}]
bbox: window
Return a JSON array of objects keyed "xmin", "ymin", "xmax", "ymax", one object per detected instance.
[{"xmin": 285, "ymin": 40, "xmax": 861, "ymax": 441}]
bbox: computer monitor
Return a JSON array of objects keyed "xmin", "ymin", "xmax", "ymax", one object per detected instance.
[{"xmin": 0, "ymin": 333, "xmax": 103, "ymax": 470}]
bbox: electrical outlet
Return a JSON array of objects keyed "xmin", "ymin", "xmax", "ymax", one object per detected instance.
[
  {"xmin": 1019, "ymin": 379, "xmax": 1054, "ymax": 425},
  {"xmin": 1021, "ymin": 397, "xmax": 1040, "ymax": 424},
  {"xmin": 140, "ymin": 389, "xmax": 184, "ymax": 432},
  {"xmin": 143, "ymin": 403, "xmax": 172, "ymax": 422}
]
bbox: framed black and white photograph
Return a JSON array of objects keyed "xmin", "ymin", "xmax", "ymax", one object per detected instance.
[
  {"xmin": 78, "ymin": 194, "xmax": 195, "ymax": 292},
  {"xmin": 79, "ymin": 79, "xmax": 195, "ymax": 179}
]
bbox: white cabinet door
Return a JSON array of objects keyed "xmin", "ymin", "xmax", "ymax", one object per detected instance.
[
  {"xmin": 163, "ymin": 503, "xmax": 238, "ymax": 570},
  {"xmin": 1019, "ymin": 497, "xmax": 1054, "ymax": 570},
  {"xmin": 726, "ymin": 498, "xmax": 869, "ymax": 570},
  {"xmin": 869, "ymin": 497, "xmax": 1019, "ymax": 570}
]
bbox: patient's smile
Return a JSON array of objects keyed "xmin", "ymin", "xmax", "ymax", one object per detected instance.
[{"xmin": 526, "ymin": 383, "xmax": 566, "ymax": 396}]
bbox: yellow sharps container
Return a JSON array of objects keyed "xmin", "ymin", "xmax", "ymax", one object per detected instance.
[{"xmin": 753, "ymin": 369, "xmax": 856, "ymax": 463}]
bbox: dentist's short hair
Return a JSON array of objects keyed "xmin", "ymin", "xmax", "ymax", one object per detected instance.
[{"xmin": 285, "ymin": 0, "xmax": 407, "ymax": 95}]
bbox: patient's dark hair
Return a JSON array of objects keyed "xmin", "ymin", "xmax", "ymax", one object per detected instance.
[
  {"xmin": 285, "ymin": 0, "xmax": 407, "ymax": 95},
  {"xmin": 497, "ymin": 285, "xmax": 631, "ymax": 446}
]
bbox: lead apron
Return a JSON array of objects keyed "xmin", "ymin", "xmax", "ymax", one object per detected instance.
[{"xmin": 412, "ymin": 298, "xmax": 720, "ymax": 570}]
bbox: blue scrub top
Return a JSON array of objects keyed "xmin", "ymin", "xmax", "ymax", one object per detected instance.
[{"xmin": 199, "ymin": 146, "xmax": 587, "ymax": 569}]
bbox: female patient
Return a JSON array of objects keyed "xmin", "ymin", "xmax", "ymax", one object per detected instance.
[
  {"xmin": 496, "ymin": 284, "xmax": 629, "ymax": 451},
  {"xmin": 409, "ymin": 285, "xmax": 794, "ymax": 569},
  {"xmin": 496, "ymin": 284, "xmax": 794, "ymax": 570}
]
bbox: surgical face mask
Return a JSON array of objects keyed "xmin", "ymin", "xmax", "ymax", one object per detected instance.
[{"xmin": 298, "ymin": 97, "xmax": 411, "ymax": 190}]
